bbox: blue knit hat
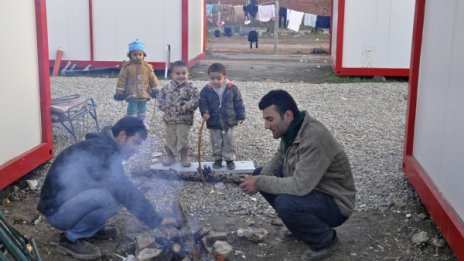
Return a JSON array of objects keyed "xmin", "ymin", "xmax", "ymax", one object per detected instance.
[{"xmin": 128, "ymin": 39, "xmax": 145, "ymax": 53}]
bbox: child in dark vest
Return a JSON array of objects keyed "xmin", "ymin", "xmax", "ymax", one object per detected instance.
[{"xmin": 199, "ymin": 63, "xmax": 246, "ymax": 170}]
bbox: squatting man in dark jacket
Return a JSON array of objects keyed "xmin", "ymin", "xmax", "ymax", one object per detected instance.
[
  {"xmin": 37, "ymin": 117, "xmax": 177, "ymax": 260},
  {"xmin": 239, "ymin": 90, "xmax": 356, "ymax": 261}
]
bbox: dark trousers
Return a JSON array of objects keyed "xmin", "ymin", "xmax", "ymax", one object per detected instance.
[
  {"xmin": 249, "ymin": 41, "xmax": 258, "ymax": 49},
  {"xmin": 254, "ymin": 168, "xmax": 347, "ymax": 250},
  {"xmin": 279, "ymin": 7, "xmax": 287, "ymax": 28}
]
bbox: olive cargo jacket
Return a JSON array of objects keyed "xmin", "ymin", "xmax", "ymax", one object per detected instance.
[{"xmin": 256, "ymin": 111, "xmax": 356, "ymax": 217}]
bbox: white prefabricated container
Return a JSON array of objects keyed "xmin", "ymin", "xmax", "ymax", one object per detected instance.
[
  {"xmin": 330, "ymin": 0, "xmax": 415, "ymax": 76},
  {"xmin": 403, "ymin": 0, "xmax": 464, "ymax": 259},
  {"xmin": 0, "ymin": 0, "xmax": 53, "ymax": 189},
  {"xmin": 46, "ymin": 0, "xmax": 206, "ymax": 70}
]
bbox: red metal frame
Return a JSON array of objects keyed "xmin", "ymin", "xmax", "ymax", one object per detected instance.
[
  {"xmin": 331, "ymin": 0, "xmax": 410, "ymax": 77},
  {"xmin": 88, "ymin": 0, "xmax": 94, "ymax": 61},
  {"xmin": 403, "ymin": 0, "xmax": 464, "ymax": 259},
  {"xmin": 0, "ymin": 0, "xmax": 54, "ymax": 190},
  {"xmin": 181, "ymin": 0, "xmax": 189, "ymax": 63},
  {"xmin": 203, "ymin": 0, "xmax": 208, "ymax": 53}
]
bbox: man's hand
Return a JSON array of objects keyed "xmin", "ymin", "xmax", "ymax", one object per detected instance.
[
  {"xmin": 239, "ymin": 175, "xmax": 258, "ymax": 195},
  {"xmin": 203, "ymin": 112, "xmax": 210, "ymax": 121}
]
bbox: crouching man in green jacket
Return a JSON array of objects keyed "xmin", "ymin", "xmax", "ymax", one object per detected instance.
[{"xmin": 240, "ymin": 90, "xmax": 356, "ymax": 261}]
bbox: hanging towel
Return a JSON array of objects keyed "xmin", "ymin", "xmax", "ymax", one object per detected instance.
[
  {"xmin": 304, "ymin": 13, "xmax": 317, "ymax": 27},
  {"xmin": 316, "ymin": 16, "xmax": 331, "ymax": 28},
  {"xmin": 207, "ymin": 4, "xmax": 213, "ymax": 16},
  {"xmin": 256, "ymin": 5, "xmax": 275, "ymax": 22},
  {"xmin": 233, "ymin": 5, "xmax": 245, "ymax": 21},
  {"xmin": 244, "ymin": 4, "xmax": 258, "ymax": 19},
  {"xmin": 286, "ymin": 9, "xmax": 304, "ymax": 32}
]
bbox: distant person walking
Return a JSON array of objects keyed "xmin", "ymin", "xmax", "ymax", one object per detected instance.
[
  {"xmin": 114, "ymin": 39, "xmax": 160, "ymax": 128},
  {"xmin": 248, "ymin": 29, "xmax": 259, "ymax": 49}
]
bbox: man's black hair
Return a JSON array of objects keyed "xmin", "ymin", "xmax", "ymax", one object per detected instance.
[
  {"xmin": 111, "ymin": 117, "xmax": 148, "ymax": 140},
  {"xmin": 207, "ymin": 62, "xmax": 227, "ymax": 75},
  {"xmin": 171, "ymin": 60, "xmax": 187, "ymax": 71},
  {"xmin": 258, "ymin": 89, "xmax": 300, "ymax": 118}
]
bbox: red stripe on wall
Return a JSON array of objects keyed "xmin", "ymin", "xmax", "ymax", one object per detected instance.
[{"xmin": 181, "ymin": 0, "xmax": 189, "ymax": 63}]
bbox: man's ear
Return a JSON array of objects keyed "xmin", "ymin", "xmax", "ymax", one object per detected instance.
[
  {"xmin": 116, "ymin": 130, "xmax": 127, "ymax": 144},
  {"xmin": 284, "ymin": 110, "xmax": 294, "ymax": 122}
]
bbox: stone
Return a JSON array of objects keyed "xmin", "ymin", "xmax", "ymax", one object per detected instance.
[
  {"xmin": 136, "ymin": 248, "xmax": 162, "ymax": 261},
  {"xmin": 26, "ymin": 180, "xmax": 39, "ymax": 190},
  {"xmin": 237, "ymin": 227, "xmax": 269, "ymax": 242},
  {"xmin": 417, "ymin": 213, "xmax": 427, "ymax": 220},
  {"xmin": 430, "ymin": 237, "xmax": 446, "ymax": 248},
  {"xmin": 213, "ymin": 241, "xmax": 233, "ymax": 260},
  {"xmin": 205, "ymin": 232, "xmax": 228, "ymax": 246},
  {"xmin": 136, "ymin": 234, "xmax": 156, "ymax": 254},
  {"xmin": 411, "ymin": 231, "xmax": 429, "ymax": 246}
]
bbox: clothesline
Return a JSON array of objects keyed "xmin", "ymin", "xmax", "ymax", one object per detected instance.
[{"xmin": 206, "ymin": 3, "xmax": 330, "ymax": 32}]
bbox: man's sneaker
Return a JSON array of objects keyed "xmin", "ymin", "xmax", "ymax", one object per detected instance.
[
  {"xmin": 57, "ymin": 233, "xmax": 101, "ymax": 260},
  {"xmin": 301, "ymin": 236, "xmax": 340, "ymax": 261},
  {"xmin": 92, "ymin": 224, "xmax": 119, "ymax": 240},
  {"xmin": 213, "ymin": 159, "xmax": 222, "ymax": 169},
  {"xmin": 226, "ymin": 160, "xmax": 236, "ymax": 170}
]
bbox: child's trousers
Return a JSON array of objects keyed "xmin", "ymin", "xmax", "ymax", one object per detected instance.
[
  {"xmin": 127, "ymin": 101, "xmax": 148, "ymax": 116},
  {"xmin": 209, "ymin": 127, "xmax": 235, "ymax": 161},
  {"xmin": 165, "ymin": 123, "xmax": 191, "ymax": 155}
]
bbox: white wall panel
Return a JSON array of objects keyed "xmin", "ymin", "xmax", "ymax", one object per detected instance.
[
  {"xmin": 343, "ymin": 0, "xmax": 414, "ymax": 68},
  {"xmin": 414, "ymin": 0, "xmax": 464, "ymax": 218},
  {"xmin": 0, "ymin": 1, "xmax": 42, "ymax": 165},
  {"xmin": 46, "ymin": 0, "xmax": 90, "ymax": 60},
  {"xmin": 331, "ymin": 0, "xmax": 338, "ymax": 63},
  {"xmin": 163, "ymin": 0, "xmax": 182, "ymax": 62},
  {"xmin": 189, "ymin": 0, "xmax": 204, "ymax": 60},
  {"xmin": 92, "ymin": 0, "xmax": 182, "ymax": 63}
]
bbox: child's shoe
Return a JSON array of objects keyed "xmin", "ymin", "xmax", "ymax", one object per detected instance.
[
  {"xmin": 180, "ymin": 146, "xmax": 191, "ymax": 167},
  {"xmin": 213, "ymin": 159, "xmax": 222, "ymax": 169},
  {"xmin": 161, "ymin": 147, "xmax": 176, "ymax": 166},
  {"xmin": 226, "ymin": 160, "xmax": 235, "ymax": 170}
]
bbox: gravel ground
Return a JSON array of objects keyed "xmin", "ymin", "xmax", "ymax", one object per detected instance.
[
  {"xmin": 6, "ymin": 76, "xmax": 454, "ymax": 260},
  {"xmin": 49, "ymin": 76, "xmax": 411, "ymax": 212}
]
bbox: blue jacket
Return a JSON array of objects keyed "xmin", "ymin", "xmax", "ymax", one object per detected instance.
[
  {"xmin": 37, "ymin": 128, "xmax": 163, "ymax": 229},
  {"xmin": 199, "ymin": 82, "xmax": 245, "ymax": 130}
]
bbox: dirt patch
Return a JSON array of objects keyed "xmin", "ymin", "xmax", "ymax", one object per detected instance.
[{"xmin": 190, "ymin": 33, "xmax": 333, "ymax": 83}]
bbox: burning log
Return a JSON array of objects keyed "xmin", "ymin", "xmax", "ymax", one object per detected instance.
[{"xmin": 133, "ymin": 199, "xmax": 208, "ymax": 261}]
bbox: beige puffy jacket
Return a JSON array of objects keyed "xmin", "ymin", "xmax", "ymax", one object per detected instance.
[{"xmin": 115, "ymin": 61, "xmax": 160, "ymax": 101}]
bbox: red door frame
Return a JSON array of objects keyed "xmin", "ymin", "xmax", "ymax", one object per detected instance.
[
  {"xmin": 403, "ymin": 0, "xmax": 464, "ymax": 259},
  {"xmin": 331, "ymin": 0, "xmax": 410, "ymax": 77},
  {"xmin": 0, "ymin": 0, "xmax": 54, "ymax": 190}
]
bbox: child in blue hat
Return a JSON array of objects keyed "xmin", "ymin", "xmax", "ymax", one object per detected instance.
[{"xmin": 114, "ymin": 39, "xmax": 160, "ymax": 128}]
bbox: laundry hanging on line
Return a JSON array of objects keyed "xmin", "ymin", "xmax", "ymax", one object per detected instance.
[
  {"xmin": 286, "ymin": 9, "xmax": 305, "ymax": 32},
  {"xmin": 256, "ymin": 5, "xmax": 275, "ymax": 22},
  {"xmin": 303, "ymin": 13, "xmax": 317, "ymax": 28}
]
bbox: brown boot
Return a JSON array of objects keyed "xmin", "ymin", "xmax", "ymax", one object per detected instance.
[
  {"xmin": 180, "ymin": 146, "xmax": 191, "ymax": 167},
  {"xmin": 161, "ymin": 146, "xmax": 176, "ymax": 166}
]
